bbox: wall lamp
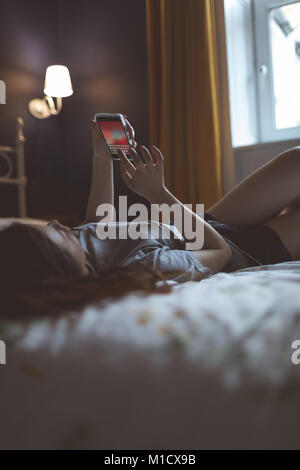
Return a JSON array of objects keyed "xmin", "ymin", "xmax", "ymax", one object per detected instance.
[{"xmin": 29, "ymin": 65, "xmax": 73, "ymax": 119}]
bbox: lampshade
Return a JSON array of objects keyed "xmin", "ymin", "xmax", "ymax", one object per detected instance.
[{"xmin": 44, "ymin": 65, "xmax": 73, "ymax": 98}]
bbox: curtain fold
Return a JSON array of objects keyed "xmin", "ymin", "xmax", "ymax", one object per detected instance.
[{"xmin": 146, "ymin": 0, "xmax": 223, "ymax": 207}]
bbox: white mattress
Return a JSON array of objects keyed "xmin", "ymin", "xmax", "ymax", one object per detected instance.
[{"xmin": 1, "ymin": 262, "xmax": 300, "ymax": 449}]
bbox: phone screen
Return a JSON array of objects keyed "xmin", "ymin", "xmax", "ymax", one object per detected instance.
[{"xmin": 97, "ymin": 118, "xmax": 130, "ymax": 158}]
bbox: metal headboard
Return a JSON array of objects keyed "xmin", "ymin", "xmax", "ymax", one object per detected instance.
[{"xmin": 0, "ymin": 118, "xmax": 27, "ymax": 217}]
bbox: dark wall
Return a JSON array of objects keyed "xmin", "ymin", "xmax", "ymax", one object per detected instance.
[{"xmin": 0, "ymin": 0, "xmax": 149, "ymax": 219}]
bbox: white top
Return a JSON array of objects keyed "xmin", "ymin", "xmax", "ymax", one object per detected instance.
[{"xmin": 72, "ymin": 221, "xmax": 211, "ymax": 283}]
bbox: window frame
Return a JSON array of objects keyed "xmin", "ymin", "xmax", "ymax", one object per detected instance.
[{"xmin": 254, "ymin": 0, "xmax": 300, "ymax": 142}]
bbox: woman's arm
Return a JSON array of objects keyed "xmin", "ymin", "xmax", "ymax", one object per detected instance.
[
  {"xmin": 118, "ymin": 145, "xmax": 231, "ymax": 274},
  {"xmin": 82, "ymin": 119, "xmax": 137, "ymax": 225},
  {"xmin": 149, "ymin": 185, "xmax": 232, "ymax": 274},
  {"xmin": 81, "ymin": 121, "xmax": 114, "ymax": 225}
]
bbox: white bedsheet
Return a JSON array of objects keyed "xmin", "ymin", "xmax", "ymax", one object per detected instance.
[{"xmin": 1, "ymin": 262, "xmax": 300, "ymax": 449}]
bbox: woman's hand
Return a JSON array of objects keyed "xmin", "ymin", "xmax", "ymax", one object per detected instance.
[
  {"xmin": 123, "ymin": 116, "xmax": 138, "ymax": 150},
  {"xmin": 118, "ymin": 146, "xmax": 166, "ymax": 202}
]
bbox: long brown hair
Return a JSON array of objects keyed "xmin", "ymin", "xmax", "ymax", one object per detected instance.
[{"xmin": 0, "ymin": 223, "xmax": 170, "ymax": 320}]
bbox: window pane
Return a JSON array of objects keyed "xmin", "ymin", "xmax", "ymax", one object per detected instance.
[
  {"xmin": 270, "ymin": 2, "xmax": 300, "ymax": 129},
  {"xmin": 224, "ymin": 0, "xmax": 257, "ymax": 147}
]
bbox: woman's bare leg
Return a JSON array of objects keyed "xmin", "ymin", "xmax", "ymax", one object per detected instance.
[{"xmin": 208, "ymin": 147, "xmax": 300, "ymax": 227}]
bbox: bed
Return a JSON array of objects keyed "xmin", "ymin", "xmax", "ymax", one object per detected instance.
[{"xmin": 1, "ymin": 219, "xmax": 300, "ymax": 449}]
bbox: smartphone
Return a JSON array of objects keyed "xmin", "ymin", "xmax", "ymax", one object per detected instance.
[{"xmin": 94, "ymin": 113, "xmax": 133, "ymax": 160}]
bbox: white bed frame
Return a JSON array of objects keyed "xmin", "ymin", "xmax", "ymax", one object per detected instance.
[{"xmin": 0, "ymin": 118, "xmax": 27, "ymax": 217}]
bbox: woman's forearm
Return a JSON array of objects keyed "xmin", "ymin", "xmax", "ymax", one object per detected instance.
[
  {"xmin": 82, "ymin": 153, "xmax": 114, "ymax": 224},
  {"xmin": 150, "ymin": 188, "xmax": 231, "ymax": 272},
  {"xmin": 118, "ymin": 143, "xmax": 231, "ymax": 272},
  {"xmin": 149, "ymin": 188, "xmax": 230, "ymax": 253}
]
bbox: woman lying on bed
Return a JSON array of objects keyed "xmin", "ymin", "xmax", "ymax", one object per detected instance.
[{"xmin": 1, "ymin": 118, "xmax": 300, "ymax": 316}]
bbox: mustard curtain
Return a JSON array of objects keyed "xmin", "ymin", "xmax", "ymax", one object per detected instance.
[{"xmin": 146, "ymin": 0, "xmax": 223, "ymax": 207}]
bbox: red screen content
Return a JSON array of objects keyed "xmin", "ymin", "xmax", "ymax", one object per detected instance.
[{"xmin": 98, "ymin": 120, "xmax": 130, "ymax": 155}]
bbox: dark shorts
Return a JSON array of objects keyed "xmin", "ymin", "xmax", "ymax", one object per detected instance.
[{"xmin": 205, "ymin": 213, "xmax": 292, "ymax": 266}]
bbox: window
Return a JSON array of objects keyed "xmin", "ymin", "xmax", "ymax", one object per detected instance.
[
  {"xmin": 224, "ymin": 0, "xmax": 258, "ymax": 147},
  {"xmin": 224, "ymin": 0, "xmax": 300, "ymax": 147},
  {"xmin": 270, "ymin": 3, "xmax": 300, "ymax": 130}
]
